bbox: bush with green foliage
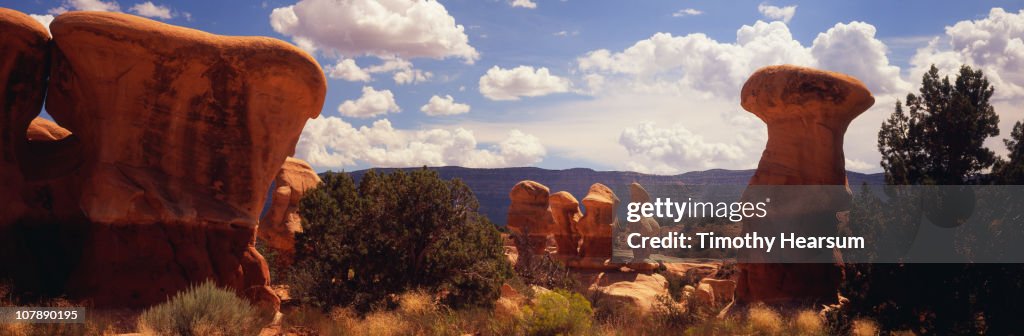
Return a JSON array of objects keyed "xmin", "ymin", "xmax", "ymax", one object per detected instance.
[
  {"xmin": 522, "ymin": 290, "xmax": 593, "ymax": 336},
  {"xmin": 137, "ymin": 281, "xmax": 261, "ymax": 336},
  {"xmin": 287, "ymin": 169, "xmax": 513, "ymax": 313},
  {"xmin": 878, "ymin": 64, "xmax": 1000, "ymax": 185}
]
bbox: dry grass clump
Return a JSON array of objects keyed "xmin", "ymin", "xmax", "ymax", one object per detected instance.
[
  {"xmin": 746, "ymin": 304, "xmax": 784, "ymax": 335},
  {"xmin": 397, "ymin": 290, "xmax": 435, "ymax": 316},
  {"xmin": 793, "ymin": 310, "xmax": 825, "ymax": 336},
  {"xmin": 851, "ymin": 318, "xmax": 880, "ymax": 336},
  {"xmin": 352, "ymin": 311, "xmax": 411, "ymax": 336}
]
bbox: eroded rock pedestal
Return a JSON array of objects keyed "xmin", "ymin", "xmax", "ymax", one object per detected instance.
[
  {"xmin": 626, "ymin": 182, "xmax": 660, "ymax": 262},
  {"xmin": 507, "ymin": 181, "xmax": 555, "ymax": 254},
  {"xmin": 259, "ymin": 157, "xmax": 322, "ymax": 265},
  {"xmin": 549, "ymin": 191, "xmax": 582, "ymax": 256},
  {"xmin": 735, "ymin": 65, "xmax": 873, "ymax": 305},
  {"xmin": 0, "ymin": 9, "xmax": 326, "ymax": 311},
  {"xmin": 577, "ymin": 183, "xmax": 618, "ymax": 261}
]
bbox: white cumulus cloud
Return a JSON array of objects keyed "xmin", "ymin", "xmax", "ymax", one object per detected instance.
[
  {"xmin": 511, "ymin": 0, "xmax": 537, "ymax": 9},
  {"xmin": 29, "ymin": 14, "xmax": 54, "ymax": 34},
  {"xmin": 295, "ymin": 117, "xmax": 545, "ymax": 169},
  {"xmin": 479, "ymin": 65, "xmax": 571, "ymax": 101},
  {"xmin": 421, "ymin": 95, "xmax": 471, "ymax": 116},
  {"xmin": 130, "ymin": 1, "xmax": 172, "ymax": 19},
  {"xmin": 672, "ymin": 8, "xmax": 703, "ymax": 17},
  {"xmin": 577, "ymin": 21, "xmax": 814, "ymax": 97},
  {"xmin": 49, "ymin": 0, "xmax": 120, "ymax": 14},
  {"xmin": 577, "ymin": 20, "xmax": 906, "ymax": 98},
  {"xmin": 619, "ymin": 122, "xmax": 745, "ymax": 173},
  {"xmin": 325, "ymin": 57, "xmax": 432, "ymax": 84},
  {"xmin": 757, "ymin": 3, "xmax": 796, "ymax": 23},
  {"xmin": 270, "ymin": 0, "xmax": 479, "ymax": 63},
  {"xmin": 811, "ymin": 21, "xmax": 912, "ymax": 95},
  {"xmin": 911, "ymin": 8, "xmax": 1024, "ymax": 99},
  {"xmin": 325, "ymin": 58, "xmax": 371, "ymax": 82},
  {"xmin": 338, "ymin": 86, "xmax": 401, "ymax": 118},
  {"xmin": 845, "ymin": 158, "xmax": 875, "ymax": 172}
]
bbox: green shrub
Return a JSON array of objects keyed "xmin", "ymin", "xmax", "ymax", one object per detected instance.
[
  {"xmin": 522, "ymin": 290, "xmax": 593, "ymax": 336},
  {"xmin": 137, "ymin": 281, "xmax": 261, "ymax": 336},
  {"xmin": 289, "ymin": 169, "xmax": 513, "ymax": 313}
]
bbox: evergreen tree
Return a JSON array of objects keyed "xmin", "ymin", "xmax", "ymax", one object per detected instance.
[
  {"xmin": 994, "ymin": 121, "xmax": 1024, "ymax": 184},
  {"xmin": 878, "ymin": 65, "xmax": 1000, "ymax": 184},
  {"xmin": 287, "ymin": 169, "xmax": 512, "ymax": 312}
]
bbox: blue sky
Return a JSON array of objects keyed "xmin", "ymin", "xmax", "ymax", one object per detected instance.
[{"xmin": 8, "ymin": 0, "xmax": 1024, "ymax": 174}]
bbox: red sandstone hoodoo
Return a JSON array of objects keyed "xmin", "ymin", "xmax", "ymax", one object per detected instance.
[
  {"xmin": 735, "ymin": 65, "xmax": 874, "ymax": 306},
  {"xmin": 0, "ymin": 8, "xmax": 326, "ymax": 313}
]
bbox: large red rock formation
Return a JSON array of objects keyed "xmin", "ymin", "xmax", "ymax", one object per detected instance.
[
  {"xmin": 735, "ymin": 65, "xmax": 873, "ymax": 305},
  {"xmin": 577, "ymin": 183, "xmax": 618, "ymax": 260},
  {"xmin": 549, "ymin": 191, "xmax": 581, "ymax": 256},
  {"xmin": 507, "ymin": 180, "xmax": 555, "ymax": 254},
  {"xmin": 259, "ymin": 157, "xmax": 322, "ymax": 263},
  {"xmin": 0, "ymin": 9, "xmax": 326, "ymax": 312}
]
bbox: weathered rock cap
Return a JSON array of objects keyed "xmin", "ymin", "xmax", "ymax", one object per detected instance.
[
  {"xmin": 549, "ymin": 191, "xmax": 579, "ymax": 208},
  {"xmin": 26, "ymin": 118, "xmax": 72, "ymax": 141},
  {"xmin": 276, "ymin": 157, "xmax": 322, "ymax": 194},
  {"xmin": 510, "ymin": 180, "xmax": 550, "ymax": 205},
  {"xmin": 583, "ymin": 183, "xmax": 618, "ymax": 206},
  {"xmin": 0, "ymin": 7, "xmax": 50, "ymax": 41},
  {"xmin": 49, "ymin": 10, "xmax": 326, "ymax": 121},
  {"xmin": 741, "ymin": 65, "xmax": 874, "ymax": 123},
  {"xmin": 628, "ymin": 182, "xmax": 651, "ymax": 203}
]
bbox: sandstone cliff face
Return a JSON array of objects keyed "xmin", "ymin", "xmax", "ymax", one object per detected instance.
[
  {"xmin": 735, "ymin": 65, "xmax": 873, "ymax": 305},
  {"xmin": 259, "ymin": 157, "xmax": 322, "ymax": 262},
  {"xmin": 0, "ymin": 9, "xmax": 326, "ymax": 311}
]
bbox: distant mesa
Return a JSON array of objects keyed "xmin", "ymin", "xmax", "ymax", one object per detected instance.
[
  {"xmin": 345, "ymin": 166, "xmax": 884, "ymax": 227},
  {"xmin": 0, "ymin": 8, "xmax": 326, "ymax": 315}
]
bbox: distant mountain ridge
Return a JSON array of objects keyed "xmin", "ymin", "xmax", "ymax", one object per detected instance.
[{"xmin": 341, "ymin": 167, "xmax": 885, "ymax": 226}]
